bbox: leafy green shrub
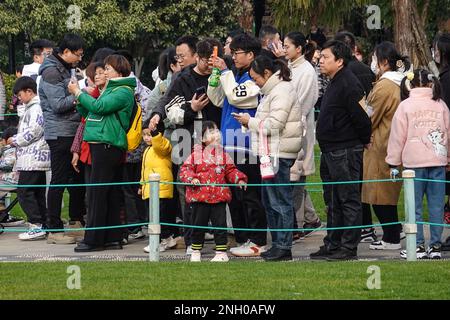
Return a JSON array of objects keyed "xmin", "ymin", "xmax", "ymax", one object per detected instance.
[{"xmin": 1, "ymin": 72, "xmax": 16, "ymax": 106}]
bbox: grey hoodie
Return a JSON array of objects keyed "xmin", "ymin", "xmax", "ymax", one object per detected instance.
[{"xmin": 38, "ymin": 53, "xmax": 81, "ymax": 140}]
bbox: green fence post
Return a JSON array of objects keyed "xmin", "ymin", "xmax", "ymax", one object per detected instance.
[
  {"xmin": 148, "ymin": 173, "xmax": 160, "ymax": 262},
  {"xmin": 402, "ymin": 170, "xmax": 417, "ymax": 261}
]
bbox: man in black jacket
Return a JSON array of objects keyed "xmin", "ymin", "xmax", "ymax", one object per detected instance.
[
  {"xmin": 334, "ymin": 31, "xmax": 377, "ymax": 243},
  {"xmin": 312, "ymin": 40, "xmax": 371, "ymax": 261}
]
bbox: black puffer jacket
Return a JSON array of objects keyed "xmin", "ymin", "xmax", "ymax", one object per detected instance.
[{"xmin": 316, "ymin": 67, "xmax": 372, "ymax": 152}]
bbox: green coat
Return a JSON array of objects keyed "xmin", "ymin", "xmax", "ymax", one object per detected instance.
[{"xmin": 77, "ymin": 77, "xmax": 136, "ymax": 150}]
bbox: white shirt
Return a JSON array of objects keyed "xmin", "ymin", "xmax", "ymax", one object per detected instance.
[{"xmin": 22, "ymin": 62, "xmax": 41, "ymax": 77}]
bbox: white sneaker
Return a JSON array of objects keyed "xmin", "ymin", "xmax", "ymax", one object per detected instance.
[
  {"xmin": 190, "ymin": 250, "xmax": 201, "ymax": 262},
  {"xmin": 204, "ymin": 232, "xmax": 214, "ymax": 241},
  {"xmin": 18, "ymin": 223, "xmax": 46, "ymax": 241},
  {"xmin": 230, "ymin": 240, "xmax": 251, "ymax": 253},
  {"xmin": 230, "ymin": 240, "xmax": 265, "ymax": 257},
  {"xmin": 129, "ymin": 230, "xmax": 146, "ymax": 240},
  {"xmin": 160, "ymin": 235, "xmax": 177, "ymax": 251},
  {"xmin": 426, "ymin": 244, "xmax": 442, "ymax": 259},
  {"xmin": 211, "ymin": 251, "xmax": 229, "ymax": 262},
  {"xmin": 186, "ymin": 245, "xmax": 194, "ymax": 255},
  {"xmin": 143, "ymin": 245, "xmax": 149, "ymax": 253},
  {"xmin": 369, "ymin": 240, "xmax": 401, "ymax": 250},
  {"xmin": 400, "ymin": 244, "xmax": 428, "ymax": 259}
]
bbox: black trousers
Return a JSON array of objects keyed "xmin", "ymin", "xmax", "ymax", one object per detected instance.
[
  {"xmin": 191, "ymin": 202, "xmax": 227, "ymax": 252},
  {"xmin": 122, "ymin": 162, "xmax": 146, "ymax": 231},
  {"xmin": 228, "ymin": 152, "xmax": 267, "ymax": 246},
  {"xmin": 320, "ymin": 145, "xmax": 364, "ymax": 252},
  {"xmin": 144, "ymin": 198, "xmax": 176, "ymax": 239},
  {"xmin": 83, "ymin": 144, "xmax": 124, "ymax": 246},
  {"xmin": 46, "ymin": 137, "xmax": 86, "ymax": 230},
  {"xmin": 372, "ymin": 204, "xmax": 401, "ymax": 244},
  {"xmin": 17, "ymin": 171, "xmax": 47, "ymax": 225}
]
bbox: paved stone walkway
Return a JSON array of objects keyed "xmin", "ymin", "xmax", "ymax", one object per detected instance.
[{"xmin": 1, "ymin": 224, "xmax": 448, "ymax": 262}]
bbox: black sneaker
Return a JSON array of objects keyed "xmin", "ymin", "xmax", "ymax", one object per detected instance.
[
  {"xmin": 360, "ymin": 228, "xmax": 377, "ymax": 243},
  {"xmin": 326, "ymin": 248, "xmax": 358, "ymax": 261},
  {"xmin": 1, "ymin": 215, "xmax": 25, "ymax": 227},
  {"xmin": 310, "ymin": 245, "xmax": 333, "ymax": 260}
]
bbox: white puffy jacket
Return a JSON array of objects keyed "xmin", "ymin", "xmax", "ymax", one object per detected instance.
[{"xmin": 12, "ymin": 96, "xmax": 50, "ymax": 171}]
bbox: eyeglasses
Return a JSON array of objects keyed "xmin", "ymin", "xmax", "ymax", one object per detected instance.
[
  {"xmin": 71, "ymin": 50, "xmax": 84, "ymax": 58},
  {"xmin": 174, "ymin": 54, "xmax": 185, "ymax": 61},
  {"xmin": 231, "ymin": 51, "xmax": 248, "ymax": 57}
]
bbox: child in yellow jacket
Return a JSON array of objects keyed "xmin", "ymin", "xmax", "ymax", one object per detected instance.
[{"xmin": 140, "ymin": 121, "xmax": 176, "ymax": 253}]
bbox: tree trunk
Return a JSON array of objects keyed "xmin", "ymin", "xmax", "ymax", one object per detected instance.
[
  {"xmin": 392, "ymin": 0, "xmax": 439, "ymax": 75},
  {"xmin": 134, "ymin": 57, "xmax": 145, "ymax": 79}
]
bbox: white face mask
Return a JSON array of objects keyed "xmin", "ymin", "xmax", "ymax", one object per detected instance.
[
  {"xmin": 432, "ymin": 48, "xmax": 441, "ymax": 64},
  {"xmin": 370, "ymin": 55, "xmax": 379, "ymax": 75}
]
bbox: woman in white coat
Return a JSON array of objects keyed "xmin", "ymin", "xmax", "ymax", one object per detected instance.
[
  {"xmin": 234, "ymin": 56, "xmax": 302, "ymax": 261},
  {"xmin": 284, "ymin": 32, "xmax": 322, "ymax": 240}
]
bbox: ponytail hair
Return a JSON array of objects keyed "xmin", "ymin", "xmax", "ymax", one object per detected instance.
[
  {"xmin": 286, "ymin": 32, "xmax": 307, "ymax": 52},
  {"xmin": 251, "ymin": 55, "xmax": 291, "ymax": 82},
  {"xmin": 303, "ymin": 40, "xmax": 318, "ymax": 63},
  {"xmin": 375, "ymin": 41, "xmax": 411, "ymax": 73},
  {"xmin": 400, "ymin": 68, "xmax": 442, "ymax": 101}
]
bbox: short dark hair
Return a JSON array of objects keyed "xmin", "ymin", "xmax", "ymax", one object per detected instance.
[
  {"xmin": 227, "ymin": 29, "xmax": 244, "ymax": 39},
  {"xmin": 175, "ymin": 35, "xmax": 199, "ymax": 55},
  {"xmin": 32, "ymin": 47, "xmax": 43, "ymax": 57},
  {"xmin": 196, "ymin": 38, "xmax": 223, "ymax": 59},
  {"xmin": 15, "ymin": 64, "xmax": 24, "ymax": 74},
  {"xmin": 259, "ymin": 25, "xmax": 278, "ymax": 40},
  {"xmin": 31, "ymin": 39, "xmax": 54, "ymax": 50},
  {"xmin": 13, "ymin": 76, "xmax": 37, "ymax": 95},
  {"xmin": 321, "ymin": 40, "xmax": 353, "ymax": 67},
  {"xmin": 91, "ymin": 47, "xmax": 116, "ymax": 63},
  {"xmin": 230, "ymin": 33, "xmax": 261, "ymax": 57},
  {"xmin": 201, "ymin": 120, "xmax": 218, "ymax": 138},
  {"xmin": 104, "ymin": 54, "xmax": 131, "ymax": 77},
  {"xmin": 58, "ymin": 33, "xmax": 84, "ymax": 52},
  {"xmin": 116, "ymin": 49, "xmax": 133, "ymax": 65},
  {"xmin": 334, "ymin": 31, "xmax": 356, "ymax": 50},
  {"xmin": 2, "ymin": 127, "xmax": 17, "ymax": 141}
]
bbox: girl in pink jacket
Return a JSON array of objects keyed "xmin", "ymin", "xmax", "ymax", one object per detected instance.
[{"xmin": 386, "ymin": 69, "xmax": 449, "ymax": 259}]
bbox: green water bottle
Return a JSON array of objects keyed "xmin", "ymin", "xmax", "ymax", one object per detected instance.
[
  {"xmin": 209, "ymin": 67, "xmax": 221, "ymax": 87},
  {"xmin": 209, "ymin": 46, "xmax": 220, "ymax": 87}
]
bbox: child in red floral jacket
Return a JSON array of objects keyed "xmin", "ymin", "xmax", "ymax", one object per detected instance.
[{"xmin": 179, "ymin": 121, "xmax": 247, "ymax": 262}]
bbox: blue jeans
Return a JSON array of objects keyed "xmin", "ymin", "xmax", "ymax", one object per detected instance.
[
  {"xmin": 413, "ymin": 167, "xmax": 445, "ymax": 246},
  {"xmin": 261, "ymin": 158, "xmax": 295, "ymax": 250}
]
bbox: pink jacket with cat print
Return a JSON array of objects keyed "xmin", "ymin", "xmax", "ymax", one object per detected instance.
[{"xmin": 386, "ymin": 87, "xmax": 450, "ymax": 168}]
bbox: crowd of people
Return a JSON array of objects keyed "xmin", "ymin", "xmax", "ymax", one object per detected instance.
[{"xmin": 0, "ymin": 26, "xmax": 449, "ymax": 262}]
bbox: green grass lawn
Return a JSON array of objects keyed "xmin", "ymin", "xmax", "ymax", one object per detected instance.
[{"xmin": 1, "ymin": 261, "xmax": 449, "ymax": 300}]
